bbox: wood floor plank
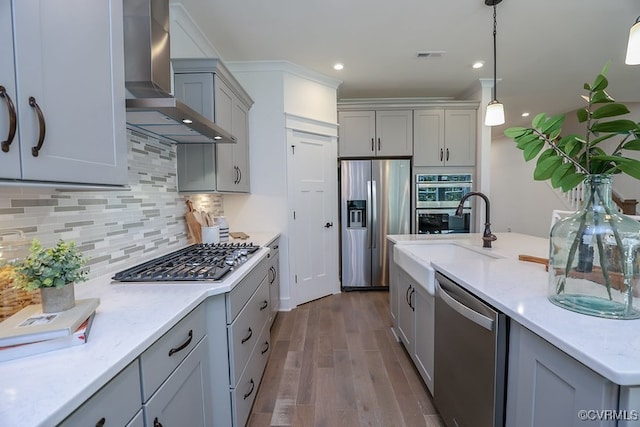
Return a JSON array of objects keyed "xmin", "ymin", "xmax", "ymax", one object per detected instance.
[{"xmin": 248, "ymin": 291, "xmax": 443, "ymax": 427}]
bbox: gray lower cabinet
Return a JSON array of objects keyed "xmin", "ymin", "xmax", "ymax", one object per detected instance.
[
  {"xmin": 413, "ymin": 283, "xmax": 434, "ymax": 395},
  {"xmin": 267, "ymin": 238, "xmax": 280, "ymax": 328},
  {"xmin": 143, "ymin": 338, "xmax": 212, "ymax": 427},
  {"xmin": 397, "ymin": 268, "xmax": 415, "ymax": 353},
  {"xmin": 59, "ymin": 360, "xmax": 142, "ymax": 427},
  {"xmin": 140, "ymin": 303, "xmax": 211, "ymax": 427},
  {"xmin": 206, "ymin": 255, "xmax": 272, "ymax": 427},
  {"xmin": 507, "ymin": 322, "xmax": 619, "ymax": 427}
]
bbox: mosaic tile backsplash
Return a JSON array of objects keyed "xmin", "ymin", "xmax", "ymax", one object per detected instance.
[{"xmin": 0, "ymin": 130, "xmax": 223, "ymax": 279}]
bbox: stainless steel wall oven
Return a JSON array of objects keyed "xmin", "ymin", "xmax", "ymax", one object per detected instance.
[{"xmin": 415, "ymin": 173, "xmax": 473, "ymax": 234}]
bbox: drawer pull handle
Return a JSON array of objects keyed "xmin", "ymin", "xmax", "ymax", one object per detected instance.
[
  {"xmin": 168, "ymin": 329, "xmax": 193, "ymax": 356},
  {"xmin": 29, "ymin": 96, "xmax": 46, "ymax": 157},
  {"xmin": 153, "ymin": 417, "xmax": 163, "ymax": 427},
  {"xmin": 241, "ymin": 327, "xmax": 253, "ymax": 344},
  {"xmin": 261, "ymin": 341, "xmax": 270, "ymax": 355},
  {"xmin": 96, "ymin": 418, "xmax": 106, "ymax": 427},
  {"xmin": 243, "ymin": 378, "xmax": 255, "ymax": 400},
  {"xmin": 0, "ymin": 86, "xmax": 16, "ymax": 153},
  {"xmin": 260, "ymin": 300, "xmax": 268, "ymax": 311}
]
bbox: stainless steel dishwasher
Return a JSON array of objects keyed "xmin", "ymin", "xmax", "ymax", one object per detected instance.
[{"xmin": 434, "ymin": 271, "xmax": 508, "ymax": 427}]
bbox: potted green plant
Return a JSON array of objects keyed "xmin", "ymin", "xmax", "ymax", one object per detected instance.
[
  {"xmin": 12, "ymin": 239, "xmax": 88, "ymax": 313},
  {"xmin": 504, "ymin": 62, "xmax": 640, "ymax": 319}
]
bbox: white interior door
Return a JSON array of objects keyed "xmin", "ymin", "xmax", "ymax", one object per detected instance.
[{"xmin": 288, "ymin": 130, "xmax": 339, "ymax": 305}]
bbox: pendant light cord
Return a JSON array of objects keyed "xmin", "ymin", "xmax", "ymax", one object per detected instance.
[{"xmin": 492, "ymin": 3, "xmax": 498, "ymax": 102}]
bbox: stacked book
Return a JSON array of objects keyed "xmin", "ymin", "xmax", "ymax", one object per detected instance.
[{"xmin": 0, "ymin": 298, "xmax": 99, "ymax": 362}]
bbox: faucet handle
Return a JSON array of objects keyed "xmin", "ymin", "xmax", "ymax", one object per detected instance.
[{"xmin": 483, "ymin": 233, "xmax": 497, "ymax": 242}]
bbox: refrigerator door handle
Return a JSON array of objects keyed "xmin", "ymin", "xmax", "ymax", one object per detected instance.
[
  {"xmin": 371, "ymin": 180, "xmax": 378, "ymax": 249},
  {"xmin": 367, "ymin": 180, "xmax": 373, "ymax": 249}
]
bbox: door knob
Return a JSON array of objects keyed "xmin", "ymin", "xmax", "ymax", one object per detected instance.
[{"xmin": 324, "ymin": 222, "xmax": 333, "ymax": 228}]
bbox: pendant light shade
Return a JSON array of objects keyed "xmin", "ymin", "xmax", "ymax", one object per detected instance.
[
  {"xmin": 626, "ymin": 17, "xmax": 640, "ymax": 65},
  {"xmin": 485, "ymin": 100, "xmax": 505, "ymax": 126},
  {"xmin": 485, "ymin": 0, "xmax": 505, "ymax": 126}
]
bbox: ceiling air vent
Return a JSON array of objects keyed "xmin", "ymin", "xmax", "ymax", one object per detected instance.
[{"xmin": 416, "ymin": 51, "xmax": 446, "ymax": 58}]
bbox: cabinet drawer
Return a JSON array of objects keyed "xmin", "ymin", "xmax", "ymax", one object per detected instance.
[
  {"xmin": 232, "ymin": 321, "xmax": 272, "ymax": 427},
  {"xmin": 228, "ymin": 275, "xmax": 270, "ymax": 385},
  {"xmin": 144, "ymin": 338, "xmax": 212, "ymax": 427},
  {"xmin": 140, "ymin": 304, "xmax": 206, "ymax": 401},
  {"xmin": 226, "ymin": 256, "xmax": 269, "ymax": 323},
  {"xmin": 60, "ymin": 360, "xmax": 141, "ymax": 427}
]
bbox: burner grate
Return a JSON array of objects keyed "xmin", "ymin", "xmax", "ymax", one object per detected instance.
[{"xmin": 112, "ymin": 242, "xmax": 260, "ymax": 282}]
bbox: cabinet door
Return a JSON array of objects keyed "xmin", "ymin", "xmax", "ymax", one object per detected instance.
[
  {"xmin": 60, "ymin": 360, "xmax": 141, "ymax": 427},
  {"xmin": 216, "ymin": 80, "xmax": 250, "ymax": 193},
  {"xmin": 413, "ymin": 109, "xmax": 445, "ymax": 167},
  {"xmin": 338, "ymin": 111, "xmax": 376, "ymax": 157},
  {"xmin": 0, "ymin": 0, "xmax": 20, "ymax": 179},
  {"xmin": 375, "ymin": 110, "xmax": 413, "ymax": 157},
  {"xmin": 413, "ymin": 284, "xmax": 435, "ymax": 394},
  {"xmin": 444, "ymin": 109, "xmax": 476, "ymax": 166},
  {"xmin": 231, "ymin": 100, "xmax": 250, "ymax": 192},
  {"xmin": 144, "ymin": 338, "xmax": 212, "ymax": 427},
  {"xmin": 388, "ymin": 242, "xmax": 399, "ymax": 329},
  {"xmin": 397, "ymin": 269, "xmax": 415, "ymax": 353},
  {"xmin": 176, "ymin": 144, "xmax": 216, "ymax": 192},
  {"xmin": 12, "ymin": 0, "xmax": 127, "ymax": 185},
  {"xmin": 268, "ymin": 251, "xmax": 280, "ymax": 328},
  {"xmin": 507, "ymin": 323, "xmax": 619, "ymax": 427}
]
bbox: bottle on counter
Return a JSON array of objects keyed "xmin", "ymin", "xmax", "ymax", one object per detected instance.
[{"xmin": 215, "ymin": 216, "xmax": 229, "ymax": 242}]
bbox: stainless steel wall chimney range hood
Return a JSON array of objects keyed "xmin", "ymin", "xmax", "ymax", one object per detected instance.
[{"xmin": 123, "ymin": 0, "xmax": 236, "ymax": 144}]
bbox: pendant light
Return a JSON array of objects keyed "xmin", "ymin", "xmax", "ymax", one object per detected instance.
[
  {"xmin": 625, "ymin": 16, "xmax": 640, "ymax": 65},
  {"xmin": 485, "ymin": 0, "xmax": 505, "ymax": 126}
]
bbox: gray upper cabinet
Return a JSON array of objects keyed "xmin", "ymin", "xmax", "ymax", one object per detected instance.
[
  {"xmin": 173, "ymin": 58, "xmax": 253, "ymax": 193},
  {"xmin": 414, "ymin": 109, "xmax": 476, "ymax": 167},
  {"xmin": 0, "ymin": 0, "xmax": 127, "ymax": 186},
  {"xmin": 338, "ymin": 110, "xmax": 413, "ymax": 158}
]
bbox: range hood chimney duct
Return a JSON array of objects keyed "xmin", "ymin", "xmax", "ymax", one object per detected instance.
[{"xmin": 123, "ymin": 0, "xmax": 236, "ymax": 144}]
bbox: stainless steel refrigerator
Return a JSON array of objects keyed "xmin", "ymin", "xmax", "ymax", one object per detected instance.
[{"xmin": 340, "ymin": 159, "xmax": 411, "ymax": 289}]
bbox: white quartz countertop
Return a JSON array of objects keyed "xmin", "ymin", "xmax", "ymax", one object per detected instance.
[
  {"xmin": 390, "ymin": 232, "xmax": 640, "ymax": 386},
  {"xmin": 0, "ymin": 232, "xmax": 279, "ymax": 427}
]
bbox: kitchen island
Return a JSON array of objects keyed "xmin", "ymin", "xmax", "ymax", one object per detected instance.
[
  {"xmin": 390, "ymin": 232, "xmax": 640, "ymax": 426},
  {"xmin": 0, "ymin": 232, "xmax": 279, "ymax": 427}
]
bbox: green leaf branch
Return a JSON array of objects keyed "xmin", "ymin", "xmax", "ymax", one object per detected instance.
[{"xmin": 504, "ymin": 62, "xmax": 640, "ymax": 191}]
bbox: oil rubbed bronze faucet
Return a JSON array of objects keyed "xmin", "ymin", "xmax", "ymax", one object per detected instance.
[{"xmin": 456, "ymin": 192, "xmax": 497, "ymax": 248}]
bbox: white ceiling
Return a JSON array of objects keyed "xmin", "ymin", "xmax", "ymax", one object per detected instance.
[{"xmin": 176, "ymin": 0, "xmax": 640, "ymax": 130}]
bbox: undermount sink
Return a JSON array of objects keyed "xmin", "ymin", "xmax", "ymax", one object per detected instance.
[{"xmin": 393, "ymin": 243, "xmax": 501, "ymax": 295}]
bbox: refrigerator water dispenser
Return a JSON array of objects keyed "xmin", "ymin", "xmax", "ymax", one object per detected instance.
[{"xmin": 347, "ymin": 200, "xmax": 366, "ymax": 228}]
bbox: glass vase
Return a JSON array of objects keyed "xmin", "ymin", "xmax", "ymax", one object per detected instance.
[{"xmin": 549, "ymin": 174, "xmax": 640, "ymax": 319}]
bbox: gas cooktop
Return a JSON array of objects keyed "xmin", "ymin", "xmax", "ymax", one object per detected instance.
[{"xmin": 112, "ymin": 242, "xmax": 261, "ymax": 282}]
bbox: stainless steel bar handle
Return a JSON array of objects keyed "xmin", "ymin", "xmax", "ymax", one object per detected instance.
[
  {"xmin": 367, "ymin": 180, "xmax": 373, "ymax": 249},
  {"xmin": 371, "ymin": 180, "xmax": 377, "ymax": 249},
  {"xmin": 437, "ymin": 281, "xmax": 494, "ymax": 331},
  {"xmin": 0, "ymin": 86, "xmax": 16, "ymax": 153},
  {"xmin": 29, "ymin": 96, "xmax": 46, "ymax": 157}
]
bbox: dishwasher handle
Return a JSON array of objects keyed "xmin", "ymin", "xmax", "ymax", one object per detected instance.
[{"xmin": 437, "ymin": 280, "xmax": 494, "ymax": 331}]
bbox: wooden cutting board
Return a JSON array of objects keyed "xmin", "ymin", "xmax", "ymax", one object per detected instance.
[{"xmin": 185, "ymin": 200, "xmax": 202, "ymax": 243}]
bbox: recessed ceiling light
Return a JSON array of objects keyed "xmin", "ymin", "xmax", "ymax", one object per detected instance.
[
  {"xmin": 333, "ymin": 63, "xmax": 344, "ymax": 71},
  {"xmin": 472, "ymin": 61, "xmax": 484, "ymax": 69},
  {"xmin": 182, "ymin": 118, "xmax": 193, "ymax": 124},
  {"xmin": 521, "ymin": 112, "xmax": 530, "ymax": 117}
]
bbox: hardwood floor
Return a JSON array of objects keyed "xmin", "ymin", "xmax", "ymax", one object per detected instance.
[{"xmin": 247, "ymin": 291, "xmax": 444, "ymax": 427}]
